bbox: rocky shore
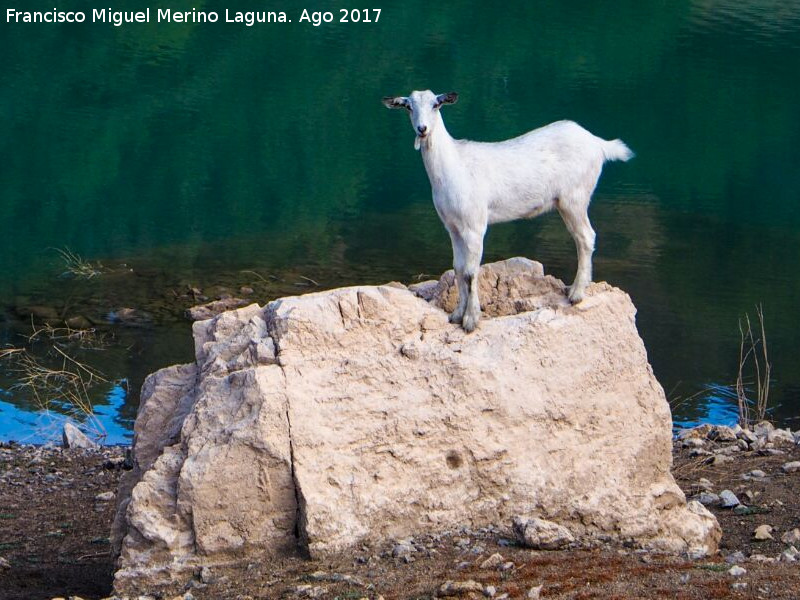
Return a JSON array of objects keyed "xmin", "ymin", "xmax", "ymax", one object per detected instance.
[{"xmin": 1, "ymin": 422, "xmax": 799, "ymax": 600}]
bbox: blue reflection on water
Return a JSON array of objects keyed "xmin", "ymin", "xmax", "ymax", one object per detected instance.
[
  {"xmin": 0, "ymin": 382, "xmax": 134, "ymax": 445},
  {"xmin": 672, "ymin": 383, "xmax": 746, "ymax": 432}
]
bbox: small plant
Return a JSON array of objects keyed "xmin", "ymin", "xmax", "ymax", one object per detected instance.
[
  {"xmin": 52, "ymin": 247, "xmax": 104, "ymax": 279},
  {"xmin": 736, "ymin": 304, "xmax": 771, "ymax": 429}
]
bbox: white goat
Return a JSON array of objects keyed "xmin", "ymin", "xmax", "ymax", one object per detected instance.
[{"xmin": 383, "ymin": 89, "xmax": 633, "ymax": 332}]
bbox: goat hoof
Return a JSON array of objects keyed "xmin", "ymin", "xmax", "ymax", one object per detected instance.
[
  {"xmin": 461, "ymin": 314, "xmax": 479, "ymax": 333},
  {"xmin": 449, "ymin": 311, "xmax": 463, "ymax": 324},
  {"xmin": 567, "ymin": 286, "xmax": 585, "ymax": 304}
]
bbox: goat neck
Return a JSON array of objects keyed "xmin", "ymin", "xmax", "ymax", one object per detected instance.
[{"xmin": 420, "ymin": 116, "xmax": 458, "ymax": 185}]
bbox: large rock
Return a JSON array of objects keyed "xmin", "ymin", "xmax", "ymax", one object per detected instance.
[{"xmin": 112, "ymin": 258, "xmax": 720, "ymax": 594}]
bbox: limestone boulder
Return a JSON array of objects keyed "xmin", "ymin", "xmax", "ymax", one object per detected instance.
[{"xmin": 112, "ymin": 258, "xmax": 720, "ymax": 594}]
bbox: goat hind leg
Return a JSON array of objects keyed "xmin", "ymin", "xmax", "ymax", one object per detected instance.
[{"xmin": 557, "ymin": 201, "xmax": 596, "ymax": 304}]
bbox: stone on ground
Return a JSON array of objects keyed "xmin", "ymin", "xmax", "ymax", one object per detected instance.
[
  {"xmin": 62, "ymin": 422, "xmax": 99, "ymax": 450},
  {"xmin": 512, "ymin": 517, "xmax": 575, "ymax": 550},
  {"xmin": 753, "ymin": 524, "xmax": 773, "ymax": 540}
]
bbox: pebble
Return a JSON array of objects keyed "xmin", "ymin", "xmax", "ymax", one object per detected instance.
[
  {"xmin": 479, "ymin": 553, "xmax": 504, "ymax": 569},
  {"xmin": 779, "ymin": 546, "xmax": 798, "ymax": 562},
  {"xmin": 681, "ymin": 438, "xmax": 705, "ymax": 448},
  {"xmin": 737, "ymin": 428, "xmax": 758, "ymax": 443},
  {"xmin": 436, "ymin": 580, "xmax": 485, "ymax": 596},
  {"xmin": 780, "ymin": 528, "xmax": 800, "ymax": 545},
  {"xmin": 781, "ymin": 461, "xmax": 800, "ymax": 473},
  {"xmin": 62, "ymin": 423, "xmax": 99, "ymax": 450},
  {"xmin": 709, "ymin": 425, "xmax": 738, "ymax": 442},
  {"xmin": 696, "ymin": 492, "xmax": 719, "ymax": 506},
  {"xmin": 0, "ymin": 556, "xmax": 10, "ymax": 570},
  {"xmin": 526, "ymin": 585, "xmax": 543, "ymax": 599},
  {"xmin": 753, "ymin": 524, "xmax": 773, "ymax": 540},
  {"xmin": 766, "ymin": 429, "xmax": 795, "ymax": 445},
  {"xmin": 392, "ymin": 542, "xmax": 414, "ymax": 559},
  {"xmin": 714, "ymin": 444, "xmax": 740, "ymax": 456},
  {"xmin": 727, "ymin": 565, "xmax": 746, "ymax": 577},
  {"xmin": 719, "ymin": 489, "xmax": 741, "ymax": 508},
  {"xmin": 95, "ymin": 491, "xmax": 115, "ymax": 502},
  {"xmin": 759, "ymin": 448, "xmax": 785, "ymax": 456},
  {"xmin": 725, "ymin": 551, "xmax": 746, "ymax": 564},
  {"xmin": 678, "ymin": 424, "xmax": 711, "ymax": 440},
  {"xmin": 744, "ymin": 469, "xmax": 766, "ymax": 479},
  {"xmin": 690, "ymin": 448, "xmax": 712, "ymax": 457},
  {"xmin": 694, "ymin": 478, "xmax": 714, "ymax": 491},
  {"xmin": 753, "ymin": 421, "xmax": 774, "ymax": 437},
  {"xmin": 293, "ymin": 585, "xmax": 326, "ymax": 598},
  {"xmin": 748, "ymin": 553, "xmax": 774, "ymax": 563},
  {"xmin": 512, "ymin": 516, "xmax": 574, "ymax": 550},
  {"xmin": 484, "ymin": 585, "xmax": 497, "ymax": 597},
  {"xmin": 731, "ymin": 582, "xmax": 748, "ymax": 591}
]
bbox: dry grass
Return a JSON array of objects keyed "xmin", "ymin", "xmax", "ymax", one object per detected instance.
[
  {"xmin": 26, "ymin": 320, "xmax": 110, "ymax": 349},
  {"xmin": 736, "ymin": 304, "xmax": 771, "ymax": 429},
  {"xmin": 52, "ymin": 247, "xmax": 104, "ymax": 279},
  {"xmin": 240, "ymin": 269, "xmax": 279, "ymax": 283},
  {"xmin": 0, "ymin": 347, "xmax": 24, "ymax": 361},
  {"xmin": 0, "ymin": 343, "xmax": 108, "ymax": 441}
]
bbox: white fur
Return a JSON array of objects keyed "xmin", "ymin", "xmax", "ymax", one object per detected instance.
[{"xmin": 384, "ymin": 90, "xmax": 633, "ymax": 332}]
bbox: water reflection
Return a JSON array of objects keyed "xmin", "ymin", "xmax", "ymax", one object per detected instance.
[{"xmin": 0, "ymin": 382, "xmax": 133, "ymax": 445}]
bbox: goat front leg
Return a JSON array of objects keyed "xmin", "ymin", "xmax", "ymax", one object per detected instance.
[
  {"xmin": 459, "ymin": 230, "xmax": 484, "ymax": 333},
  {"xmin": 448, "ymin": 230, "xmax": 469, "ymax": 324}
]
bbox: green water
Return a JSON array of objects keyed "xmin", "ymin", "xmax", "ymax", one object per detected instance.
[{"xmin": 2, "ymin": 0, "xmax": 800, "ymax": 441}]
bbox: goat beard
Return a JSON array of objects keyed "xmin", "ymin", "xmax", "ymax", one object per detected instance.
[{"xmin": 414, "ymin": 134, "xmax": 430, "ymax": 151}]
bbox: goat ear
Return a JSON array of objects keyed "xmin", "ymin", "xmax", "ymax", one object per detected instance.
[
  {"xmin": 436, "ymin": 92, "xmax": 458, "ymax": 107},
  {"xmin": 382, "ymin": 96, "xmax": 408, "ymax": 109}
]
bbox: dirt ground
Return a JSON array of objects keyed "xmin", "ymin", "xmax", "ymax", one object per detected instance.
[{"xmin": 1, "ymin": 438, "xmax": 799, "ymax": 600}]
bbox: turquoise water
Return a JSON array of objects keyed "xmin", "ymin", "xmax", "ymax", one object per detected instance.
[{"xmin": 2, "ymin": 1, "xmax": 800, "ymax": 442}]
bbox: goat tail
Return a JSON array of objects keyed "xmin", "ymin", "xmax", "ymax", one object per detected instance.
[{"xmin": 601, "ymin": 138, "xmax": 635, "ymax": 163}]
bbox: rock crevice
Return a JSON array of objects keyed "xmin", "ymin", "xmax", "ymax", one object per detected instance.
[{"xmin": 111, "ymin": 257, "xmax": 720, "ymax": 593}]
